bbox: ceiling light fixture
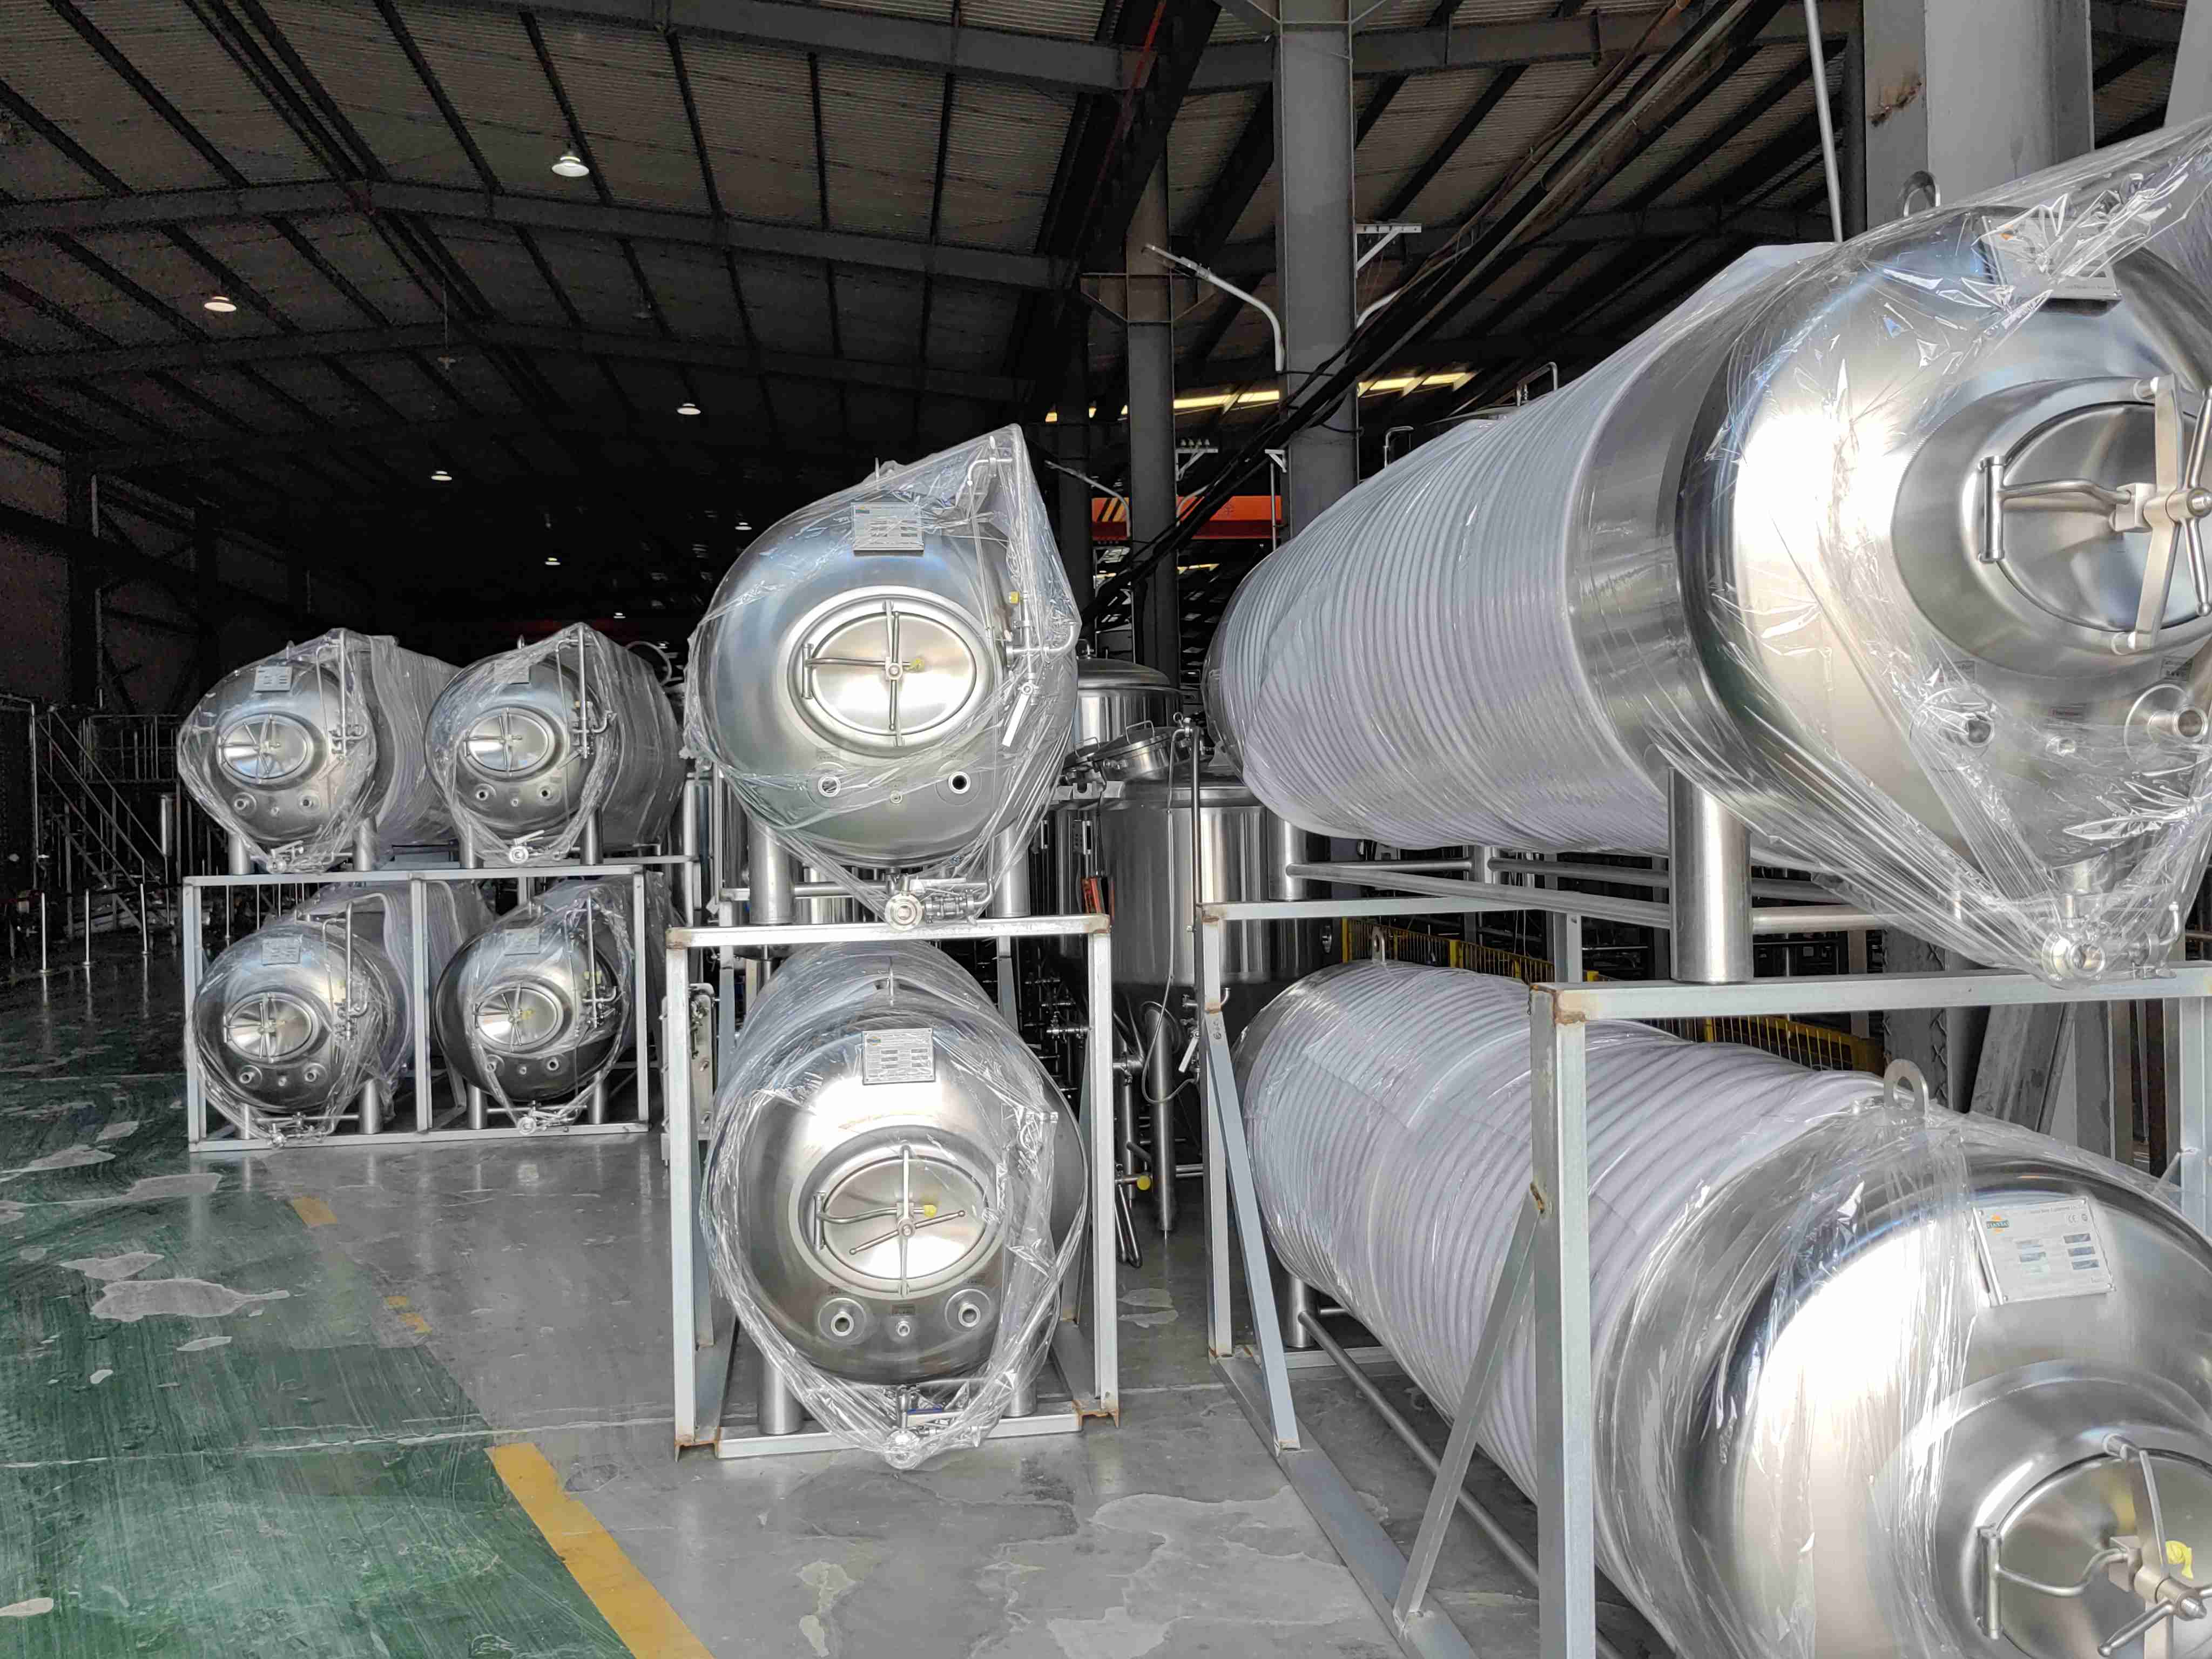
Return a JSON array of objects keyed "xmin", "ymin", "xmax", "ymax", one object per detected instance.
[
  {"xmin": 613, "ymin": 610, "xmax": 626, "ymax": 619},
  {"xmin": 544, "ymin": 555, "xmax": 561, "ymax": 566},
  {"xmin": 551, "ymin": 151, "xmax": 590, "ymax": 178},
  {"xmin": 676, "ymin": 400, "xmax": 701, "ymax": 416},
  {"xmin": 734, "ymin": 520, "xmax": 752, "ymax": 532},
  {"xmin": 203, "ymin": 294, "xmax": 237, "ymax": 313},
  {"xmin": 429, "ymin": 467, "xmax": 452, "ymax": 482}
]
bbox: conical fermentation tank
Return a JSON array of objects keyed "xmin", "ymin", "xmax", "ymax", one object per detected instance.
[
  {"xmin": 188, "ymin": 883, "xmax": 482, "ymax": 1142},
  {"xmin": 700, "ymin": 943, "xmax": 1085, "ymax": 1464},
  {"xmin": 1211, "ymin": 131, "xmax": 2212, "ymax": 977},
  {"xmin": 1237, "ymin": 961, "xmax": 2212, "ymax": 1659},
  {"xmin": 178, "ymin": 631, "xmax": 457, "ymax": 873},
  {"xmin": 432, "ymin": 878, "xmax": 664, "ymax": 1127},
  {"xmin": 427, "ymin": 625, "xmax": 686, "ymax": 866},
  {"xmin": 684, "ymin": 427, "xmax": 1078, "ymax": 921}
]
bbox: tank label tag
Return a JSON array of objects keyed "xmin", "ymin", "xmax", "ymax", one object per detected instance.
[
  {"xmin": 495, "ymin": 658, "xmax": 533, "ymax": 686},
  {"xmin": 852, "ymin": 501, "xmax": 924, "ymax": 554},
  {"xmin": 1971, "ymin": 1197, "xmax": 2114, "ymax": 1304},
  {"xmin": 253, "ymin": 665, "xmax": 294, "ymax": 692},
  {"xmin": 862, "ymin": 1027, "xmax": 935, "ymax": 1084},
  {"xmin": 259, "ymin": 935, "xmax": 302, "ymax": 965},
  {"xmin": 500, "ymin": 926, "xmax": 543, "ymax": 956}
]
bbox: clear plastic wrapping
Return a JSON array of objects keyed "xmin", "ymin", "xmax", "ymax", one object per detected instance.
[
  {"xmin": 427, "ymin": 625, "xmax": 686, "ymax": 867},
  {"xmin": 433, "ymin": 876, "xmax": 671, "ymax": 1132},
  {"xmin": 178, "ymin": 630, "xmax": 458, "ymax": 874},
  {"xmin": 1236, "ymin": 961, "xmax": 2212, "ymax": 1657},
  {"xmin": 1214, "ymin": 123, "xmax": 2212, "ymax": 981},
  {"xmin": 683, "ymin": 427, "xmax": 1078, "ymax": 921},
  {"xmin": 700, "ymin": 942, "xmax": 1084, "ymax": 1466},
  {"xmin": 187, "ymin": 880, "xmax": 487, "ymax": 1143}
]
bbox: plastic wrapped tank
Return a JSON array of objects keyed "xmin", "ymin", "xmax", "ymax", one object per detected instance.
[
  {"xmin": 187, "ymin": 882, "xmax": 484, "ymax": 1142},
  {"xmin": 701, "ymin": 942, "xmax": 1085, "ymax": 1466},
  {"xmin": 684, "ymin": 427, "xmax": 1079, "ymax": 922},
  {"xmin": 1212, "ymin": 128, "xmax": 2212, "ymax": 979},
  {"xmin": 431, "ymin": 878, "xmax": 669, "ymax": 1130},
  {"xmin": 1237, "ymin": 961, "xmax": 2212, "ymax": 1659},
  {"xmin": 426, "ymin": 625, "xmax": 686, "ymax": 867},
  {"xmin": 178, "ymin": 630, "xmax": 457, "ymax": 873}
]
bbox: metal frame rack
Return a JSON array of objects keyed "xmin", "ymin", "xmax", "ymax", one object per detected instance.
[
  {"xmin": 1190, "ymin": 855, "xmax": 2212, "ymax": 1659},
  {"xmin": 181, "ymin": 856, "xmax": 682, "ymax": 1153},
  {"xmin": 660, "ymin": 908, "xmax": 1121, "ymax": 1460}
]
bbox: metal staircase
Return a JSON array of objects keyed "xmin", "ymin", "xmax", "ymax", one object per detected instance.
[{"xmin": 33, "ymin": 709, "xmax": 171, "ymax": 893}]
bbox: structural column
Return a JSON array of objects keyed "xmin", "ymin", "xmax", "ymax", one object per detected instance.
[
  {"xmin": 1860, "ymin": 0, "xmax": 2090, "ymax": 215},
  {"xmin": 1124, "ymin": 161, "xmax": 1179, "ymax": 677},
  {"xmin": 65, "ymin": 466, "xmax": 99, "ymax": 708},
  {"xmin": 1054, "ymin": 334, "xmax": 1095, "ymax": 606},
  {"xmin": 1274, "ymin": 0, "xmax": 1357, "ymax": 537}
]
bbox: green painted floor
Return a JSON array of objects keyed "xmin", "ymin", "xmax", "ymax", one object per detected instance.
[{"xmin": 0, "ymin": 946, "xmax": 630, "ymax": 1657}]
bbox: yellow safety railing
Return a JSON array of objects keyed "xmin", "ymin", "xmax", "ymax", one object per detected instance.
[{"xmin": 1340, "ymin": 919, "xmax": 1884, "ymax": 1075}]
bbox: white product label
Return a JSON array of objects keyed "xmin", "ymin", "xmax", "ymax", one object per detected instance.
[
  {"xmin": 500, "ymin": 926, "xmax": 543, "ymax": 956},
  {"xmin": 851, "ymin": 501, "xmax": 924, "ymax": 554},
  {"xmin": 1972, "ymin": 1197, "xmax": 2114, "ymax": 1304},
  {"xmin": 862, "ymin": 1027, "xmax": 935, "ymax": 1085},
  {"xmin": 259, "ymin": 934, "xmax": 302, "ymax": 965},
  {"xmin": 253, "ymin": 664, "xmax": 294, "ymax": 692}
]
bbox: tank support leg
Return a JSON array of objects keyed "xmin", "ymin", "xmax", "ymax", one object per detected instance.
[
  {"xmin": 580, "ymin": 812, "xmax": 603, "ymax": 867},
  {"xmin": 1668, "ymin": 773, "xmax": 1752, "ymax": 984},
  {"xmin": 226, "ymin": 832, "xmax": 252, "ymax": 878},
  {"xmin": 585, "ymin": 1077, "xmax": 608, "ymax": 1127},
  {"xmin": 1009, "ymin": 1371, "xmax": 1037, "ymax": 1421},
  {"xmin": 466, "ymin": 1084, "xmax": 487, "ymax": 1131},
  {"xmin": 1143, "ymin": 1003, "xmax": 1177, "ymax": 1234},
  {"xmin": 755, "ymin": 1346, "xmax": 805, "ymax": 1437},
  {"xmin": 357, "ymin": 1077, "xmax": 383, "ymax": 1136},
  {"xmin": 1278, "ymin": 1271, "xmax": 1317, "ymax": 1353}
]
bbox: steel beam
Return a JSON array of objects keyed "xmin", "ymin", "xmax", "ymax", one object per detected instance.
[
  {"xmin": 1861, "ymin": 0, "xmax": 2093, "ymax": 220},
  {"xmin": 1054, "ymin": 333, "xmax": 1095, "ymax": 601},
  {"xmin": 1190, "ymin": 0, "xmax": 1861, "ymax": 89},
  {"xmin": 1125, "ymin": 161, "xmax": 1179, "ymax": 675},
  {"xmin": 0, "ymin": 180, "xmax": 1067, "ymax": 291},
  {"xmin": 0, "ymin": 321, "xmax": 1020, "ymax": 404},
  {"xmin": 1276, "ymin": 0, "xmax": 1359, "ymax": 537}
]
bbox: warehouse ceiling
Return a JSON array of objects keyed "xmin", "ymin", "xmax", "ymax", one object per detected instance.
[{"xmin": 0, "ymin": 0, "xmax": 2189, "ymax": 653}]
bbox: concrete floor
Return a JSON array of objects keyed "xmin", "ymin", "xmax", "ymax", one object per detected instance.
[{"xmin": 0, "ymin": 937, "xmax": 1663, "ymax": 1659}]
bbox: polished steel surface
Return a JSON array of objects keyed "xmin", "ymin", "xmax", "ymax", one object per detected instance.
[
  {"xmin": 432, "ymin": 882, "xmax": 629, "ymax": 1105},
  {"xmin": 705, "ymin": 944, "xmax": 1084, "ymax": 1386},
  {"xmin": 430, "ymin": 638, "xmax": 684, "ymax": 862},
  {"xmin": 191, "ymin": 906, "xmax": 408, "ymax": 1129},
  {"xmin": 1094, "ymin": 760, "xmax": 1286, "ymax": 989},
  {"xmin": 195, "ymin": 657, "xmax": 361, "ymax": 853},
  {"xmin": 1071, "ymin": 658, "xmax": 1179, "ymax": 755}
]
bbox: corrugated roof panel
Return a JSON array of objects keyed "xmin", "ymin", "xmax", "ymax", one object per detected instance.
[
  {"xmin": 833, "ymin": 266, "xmax": 925, "ymax": 365},
  {"xmin": 0, "ymin": 123, "xmax": 114, "ymax": 201},
  {"xmin": 1624, "ymin": 68, "xmax": 1820, "ymax": 212},
  {"xmin": 0, "ymin": 9, "xmax": 225, "ymax": 192},
  {"xmin": 0, "ymin": 287, "xmax": 91, "ymax": 354},
  {"xmin": 540, "ymin": 23, "xmax": 708, "ymax": 212},
  {"xmin": 18, "ymin": 383, "xmax": 141, "ymax": 445},
  {"xmin": 842, "ymin": 386, "xmax": 916, "ymax": 444},
  {"xmin": 1394, "ymin": 58, "xmax": 1617, "ymax": 229},
  {"xmin": 277, "ymin": 215, "xmax": 446, "ymax": 328},
  {"xmin": 531, "ymin": 230, "xmax": 663, "ymax": 330},
  {"xmin": 168, "ymin": 366, "xmax": 304, "ymax": 433},
  {"xmin": 679, "ymin": 37, "xmax": 824, "ymax": 226},
  {"xmin": 432, "ymin": 220, "xmax": 574, "ymax": 325},
  {"xmin": 1590, "ymin": 43, "xmax": 1819, "ymax": 212},
  {"xmin": 632, "ymin": 244, "xmax": 747, "ymax": 343},
  {"xmin": 922, "ymin": 284, "xmax": 1019, "ymax": 374},
  {"xmin": 817, "ymin": 55, "xmax": 946, "ymax": 239},
  {"xmin": 334, "ymin": 354, "xmax": 457, "ymax": 422},
  {"xmin": 1353, "ymin": 62, "xmax": 1512, "ymax": 220},
  {"xmin": 68, "ymin": 0, "xmax": 322, "ymax": 183},
  {"xmin": 1168, "ymin": 90, "xmax": 1263, "ymax": 233},
  {"xmin": 936, "ymin": 80, "xmax": 1076, "ymax": 251},
  {"xmin": 959, "ymin": 0, "xmax": 1104, "ymax": 38},
  {"xmin": 765, "ymin": 379, "xmax": 841, "ymax": 440},
  {"xmin": 183, "ymin": 220, "xmax": 364, "ymax": 334},
  {"xmin": 0, "ymin": 240, "xmax": 154, "ymax": 345},
  {"xmin": 2098, "ymin": 49, "xmax": 2174, "ymax": 139},
  {"xmin": 733, "ymin": 257, "xmax": 838, "ymax": 358},
  {"xmin": 816, "ymin": 0, "xmax": 956, "ymax": 24},
  {"xmin": 1228, "ymin": 157, "xmax": 1279, "ymax": 244},
  {"xmin": 685, "ymin": 367, "xmax": 772, "ymax": 430},
  {"xmin": 264, "ymin": 0, "xmax": 481, "ymax": 190},
  {"xmin": 404, "ymin": 2, "xmax": 574, "ymax": 193},
  {"xmin": 243, "ymin": 358, "xmax": 383, "ymax": 424}
]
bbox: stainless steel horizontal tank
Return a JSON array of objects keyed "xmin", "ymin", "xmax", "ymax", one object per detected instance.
[
  {"xmin": 427, "ymin": 625, "xmax": 685, "ymax": 866},
  {"xmin": 432, "ymin": 880, "xmax": 635, "ymax": 1107},
  {"xmin": 1212, "ymin": 172, "xmax": 2212, "ymax": 974},
  {"xmin": 179, "ymin": 631, "xmax": 457, "ymax": 872},
  {"xmin": 189, "ymin": 882, "xmax": 480, "ymax": 1139},
  {"xmin": 1238, "ymin": 961, "xmax": 2212, "ymax": 1659},
  {"xmin": 702, "ymin": 943, "xmax": 1085, "ymax": 1389},
  {"xmin": 684, "ymin": 429, "xmax": 1077, "ymax": 903}
]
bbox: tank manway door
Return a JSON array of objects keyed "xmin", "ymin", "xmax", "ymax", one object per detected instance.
[
  {"xmin": 1900, "ymin": 375, "xmax": 2212, "ymax": 675},
  {"xmin": 1979, "ymin": 1436, "xmax": 2212, "ymax": 1657}
]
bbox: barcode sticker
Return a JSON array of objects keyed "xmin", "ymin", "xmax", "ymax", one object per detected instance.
[
  {"xmin": 253, "ymin": 665, "xmax": 294, "ymax": 692},
  {"xmin": 862, "ymin": 1027, "xmax": 935, "ymax": 1084},
  {"xmin": 1972, "ymin": 1197, "xmax": 2114, "ymax": 1304},
  {"xmin": 852, "ymin": 501, "xmax": 924, "ymax": 554}
]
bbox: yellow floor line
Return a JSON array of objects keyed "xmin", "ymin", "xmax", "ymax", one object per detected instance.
[
  {"xmin": 488, "ymin": 1442, "xmax": 715, "ymax": 1659},
  {"xmin": 289, "ymin": 1196, "xmax": 337, "ymax": 1228}
]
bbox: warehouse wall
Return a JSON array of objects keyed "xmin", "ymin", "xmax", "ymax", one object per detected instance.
[{"xmin": 0, "ymin": 434, "xmax": 376, "ymax": 714}]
